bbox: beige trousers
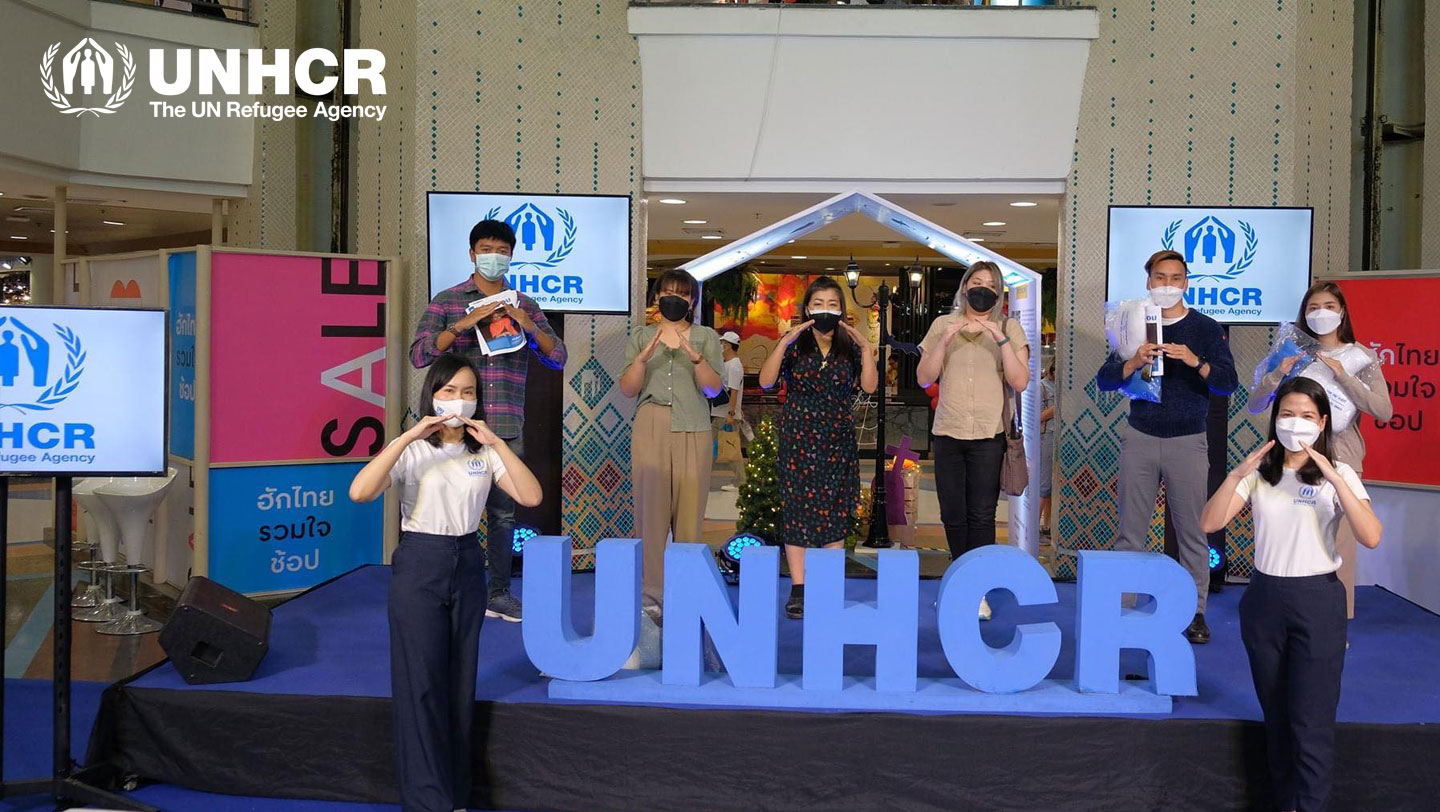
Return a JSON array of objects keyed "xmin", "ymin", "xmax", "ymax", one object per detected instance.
[{"xmin": 632, "ymin": 404, "xmax": 713, "ymax": 605}]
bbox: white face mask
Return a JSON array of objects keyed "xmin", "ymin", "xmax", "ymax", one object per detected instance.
[
  {"xmin": 473, "ymin": 253, "xmax": 510, "ymax": 281},
  {"xmin": 1275, "ymin": 416, "xmax": 1322, "ymax": 452},
  {"xmin": 1305, "ymin": 309, "xmax": 1344, "ymax": 336},
  {"xmin": 1149, "ymin": 285, "xmax": 1185, "ymax": 309},
  {"xmin": 434, "ymin": 398, "xmax": 477, "ymax": 427}
]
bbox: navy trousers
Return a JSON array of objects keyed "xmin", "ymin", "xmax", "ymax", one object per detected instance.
[
  {"xmin": 389, "ymin": 530, "xmax": 486, "ymax": 812},
  {"xmin": 1239, "ymin": 571, "xmax": 1348, "ymax": 812}
]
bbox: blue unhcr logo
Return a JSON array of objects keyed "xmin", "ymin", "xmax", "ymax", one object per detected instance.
[
  {"xmin": 486, "ymin": 203, "xmax": 577, "ymax": 270},
  {"xmin": 0, "ymin": 317, "xmax": 85, "ymax": 413},
  {"xmin": 1161, "ymin": 215, "xmax": 1258, "ymax": 282}
]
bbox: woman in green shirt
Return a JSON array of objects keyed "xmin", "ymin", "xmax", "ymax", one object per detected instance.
[{"xmin": 619, "ymin": 268, "xmax": 724, "ymax": 620}]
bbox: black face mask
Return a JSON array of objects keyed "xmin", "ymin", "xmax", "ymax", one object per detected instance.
[
  {"xmin": 965, "ymin": 286, "xmax": 999, "ymax": 313},
  {"xmin": 808, "ymin": 311, "xmax": 842, "ymax": 334},
  {"xmin": 657, "ymin": 295, "xmax": 691, "ymax": 322}
]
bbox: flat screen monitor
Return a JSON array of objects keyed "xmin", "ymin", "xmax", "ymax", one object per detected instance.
[
  {"xmin": 1106, "ymin": 206, "xmax": 1313, "ymax": 325},
  {"xmin": 427, "ymin": 191, "xmax": 632, "ymax": 314},
  {"xmin": 0, "ymin": 306, "xmax": 166, "ymax": 476}
]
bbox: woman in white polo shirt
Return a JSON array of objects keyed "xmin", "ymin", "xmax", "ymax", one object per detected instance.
[
  {"xmin": 349, "ymin": 353, "xmax": 542, "ymax": 812},
  {"xmin": 1201, "ymin": 377, "xmax": 1381, "ymax": 812}
]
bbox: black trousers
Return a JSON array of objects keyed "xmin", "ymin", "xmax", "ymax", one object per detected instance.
[
  {"xmin": 1239, "ymin": 571, "xmax": 1348, "ymax": 812},
  {"xmin": 389, "ymin": 530, "xmax": 487, "ymax": 812},
  {"xmin": 933, "ymin": 432, "xmax": 1007, "ymax": 559}
]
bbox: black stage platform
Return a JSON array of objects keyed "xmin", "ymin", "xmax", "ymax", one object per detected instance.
[{"xmin": 86, "ymin": 566, "xmax": 1440, "ymax": 811}]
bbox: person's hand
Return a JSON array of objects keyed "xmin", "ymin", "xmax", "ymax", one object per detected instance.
[
  {"xmin": 404, "ymin": 414, "xmax": 450, "ymax": 442},
  {"xmin": 1131, "ymin": 342, "xmax": 1163, "ymax": 366},
  {"xmin": 677, "ymin": 330, "xmax": 704, "ymax": 364},
  {"xmin": 457, "ymin": 302, "xmax": 502, "ymax": 331},
  {"xmin": 978, "ymin": 319, "xmax": 1006, "ymax": 343},
  {"xmin": 780, "ymin": 320, "xmax": 814, "ymax": 347},
  {"xmin": 503, "ymin": 303, "xmax": 537, "ymax": 336},
  {"xmin": 1277, "ymin": 354, "xmax": 1304, "ymax": 375},
  {"xmin": 637, "ymin": 327, "xmax": 666, "ymax": 364},
  {"xmin": 1233, "ymin": 440, "xmax": 1274, "ymax": 478},
  {"xmin": 724, "ymin": 416, "xmax": 735, "ymax": 429},
  {"xmin": 1300, "ymin": 442, "xmax": 1339, "ymax": 480},
  {"xmin": 1316, "ymin": 355, "xmax": 1345, "ymax": 377},
  {"xmin": 841, "ymin": 322, "xmax": 872, "ymax": 354},
  {"xmin": 941, "ymin": 320, "xmax": 966, "ymax": 345},
  {"xmin": 459, "ymin": 415, "xmax": 503, "ymax": 447},
  {"xmin": 1162, "ymin": 343, "xmax": 1201, "ymax": 368}
]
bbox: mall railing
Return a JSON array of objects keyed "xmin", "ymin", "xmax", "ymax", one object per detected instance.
[
  {"xmin": 109, "ymin": 0, "xmax": 252, "ymax": 24},
  {"xmin": 627, "ymin": 1, "xmax": 1083, "ymax": 7}
]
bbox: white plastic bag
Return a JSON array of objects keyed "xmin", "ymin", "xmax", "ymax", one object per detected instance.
[
  {"xmin": 1248, "ymin": 322, "xmax": 1321, "ymax": 414},
  {"xmin": 1104, "ymin": 298, "xmax": 1162, "ymax": 402}
]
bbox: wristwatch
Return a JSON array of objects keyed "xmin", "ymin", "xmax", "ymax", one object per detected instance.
[{"xmin": 446, "ymin": 325, "xmax": 464, "ymax": 338}]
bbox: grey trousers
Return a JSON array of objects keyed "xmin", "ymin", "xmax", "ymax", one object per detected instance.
[{"xmin": 1115, "ymin": 423, "xmax": 1211, "ymax": 614}]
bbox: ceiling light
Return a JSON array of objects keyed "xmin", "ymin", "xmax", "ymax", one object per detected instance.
[
  {"xmin": 103, "ymin": 220, "xmax": 125, "ymax": 226},
  {"xmin": 683, "ymin": 219, "xmax": 707, "ymax": 225},
  {"xmin": 701, "ymin": 235, "xmax": 723, "ymax": 240},
  {"xmin": 10, "ymin": 236, "xmax": 26, "ymax": 240},
  {"xmin": 982, "ymin": 221, "xmax": 1007, "ymax": 227},
  {"xmin": 1009, "ymin": 201, "xmax": 1038, "ymax": 208},
  {"xmin": 791, "ymin": 256, "xmax": 807, "ymax": 260},
  {"xmin": 1, "ymin": 262, "xmax": 9, "ymax": 270},
  {"xmin": 970, "ymin": 238, "xmax": 985, "ymax": 243},
  {"xmin": 658, "ymin": 198, "xmax": 686, "ymax": 205}
]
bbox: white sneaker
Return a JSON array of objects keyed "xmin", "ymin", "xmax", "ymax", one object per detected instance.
[
  {"xmin": 720, "ymin": 484, "xmax": 738, "ymax": 492},
  {"xmin": 978, "ymin": 596, "xmax": 992, "ymax": 621}
]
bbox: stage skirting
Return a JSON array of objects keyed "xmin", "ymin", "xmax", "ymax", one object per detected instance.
[{"xmin": 86, "ymin": 565, "xmax": 1440, "ymax": 811}]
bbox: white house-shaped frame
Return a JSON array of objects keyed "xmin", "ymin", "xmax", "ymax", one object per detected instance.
[{"xmin": 679, "ymin": 190, "xmax": 1045, "ymax": 556}]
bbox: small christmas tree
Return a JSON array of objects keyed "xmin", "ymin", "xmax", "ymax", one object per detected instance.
[{"xmin": 735, "ymin": 417, "xmax": 781, "ymax": 543}]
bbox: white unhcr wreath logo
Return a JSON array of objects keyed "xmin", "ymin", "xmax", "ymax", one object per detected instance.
[{"xmin": 40, "ymin": 38, "xmax": 136, "ymax": 117}]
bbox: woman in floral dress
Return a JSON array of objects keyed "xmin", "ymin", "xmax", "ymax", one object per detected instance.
[{"xmin": 759, "ymin": 276, "xmax": 878, "ymax": 618}]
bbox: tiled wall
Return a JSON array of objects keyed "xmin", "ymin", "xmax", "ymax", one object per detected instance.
[
  {"xmin": 349, "ymin": 0, "xmax": 645, "ymax": 565},
  {"xmin": 1055, "ymin": 0, "xmax": 1354, "ymax": 579}
]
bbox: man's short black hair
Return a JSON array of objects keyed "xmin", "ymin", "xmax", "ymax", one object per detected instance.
[{"xmin": 469, "ymin": 219, "xmax": 516, "ymax": 252}]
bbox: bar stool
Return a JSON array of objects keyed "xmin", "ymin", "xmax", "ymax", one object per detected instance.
[
  {"xmin": 92, "ymin": 469, "xmax": 177, "ymax": 636},
  {"xmin": 73, "ymin": 477, "xmax": 125, "ymax": 623}
]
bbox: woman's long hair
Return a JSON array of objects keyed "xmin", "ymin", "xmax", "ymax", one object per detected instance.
[
  {"xmin": 1258, "ymin": 377, "xmax": 1333, "ymax": 486},
  {"xmin": 953, "ymin": 261, "xmax": 1006, "ymax": 322},
  {"xmin": 794, "ymin": 275, "xmax": 856, "ymax": 365},
  {"xmin": 418, "ymin": 353, "xmax": 484, "ymax": 453},
  {"xmin": 1295, "ymin": 280, "xmax": 1357, "ymax": 344}
]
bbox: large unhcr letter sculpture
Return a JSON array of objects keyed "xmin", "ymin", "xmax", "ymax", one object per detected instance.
[
  {"xmin": 522, "ymin": 537, "xmax": 640, "ymax": 681},
  {"xmin": 662, "ymin": 543, "xmax": 780, "ymax": 688}
]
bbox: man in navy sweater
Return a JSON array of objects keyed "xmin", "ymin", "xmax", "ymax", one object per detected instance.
[{"xmin": 1097, "ymin": 249, "xmax": 1238, "ymax": 644}]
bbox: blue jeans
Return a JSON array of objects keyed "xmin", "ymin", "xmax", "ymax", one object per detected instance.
[
  {"xmin": 485, "ymin": 435, "xmax": 521, "ymax": 597},
  {"xmin": 388, "ymin": 531, "xmax": 486, "ymax": 812}
]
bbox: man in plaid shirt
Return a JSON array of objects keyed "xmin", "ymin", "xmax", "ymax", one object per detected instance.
[{"xmin": 410, "ymin": 219, "xmax": 567, "ymax": 622}]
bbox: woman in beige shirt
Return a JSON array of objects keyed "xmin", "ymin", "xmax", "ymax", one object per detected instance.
[
  {"xmin": 619, "ymin": 268, "xmax": 724, "ymax": 620},
  {"xmin": 1252, "ymin": 280, "xmax": 1391, "ymax": 618},
  {"xmin": 917, "ymin": 261, "xmax": 1030, "ymax": 620}
]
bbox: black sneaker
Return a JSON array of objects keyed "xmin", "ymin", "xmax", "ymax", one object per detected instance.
[
  {"xmin": 785, "ymin": 595, "xmax": 804, "ymax": 619},
  {"xmin": 486, "ymin": 592, "xmax": 523, "ymax": 623},
  {"xmin": 1185, "ymin": 613, "xmax": 1210, "ymax": 645}
]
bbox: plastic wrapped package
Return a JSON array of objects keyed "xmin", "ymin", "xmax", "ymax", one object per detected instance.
[
  {"xmin": 1248, "ymin": 322, "xmax": 1321, "ymax": 414},
  {"xmin": 1104, "ymin": 298, "xmax": 1162, "ymax": 402}
]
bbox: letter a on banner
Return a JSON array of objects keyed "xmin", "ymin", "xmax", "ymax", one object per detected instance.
[{"xmin": 320, "ymin": 347, "xmax": 385, "ymax": 408}]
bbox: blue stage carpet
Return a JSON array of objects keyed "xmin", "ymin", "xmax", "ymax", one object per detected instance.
[{"xmin": 126, "ymin": 564, "xmax": 1440, "ymax": 724}]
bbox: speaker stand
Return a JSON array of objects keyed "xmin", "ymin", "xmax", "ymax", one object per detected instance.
[{"xmin": 0, "ymin": 477, "xmax": 160, "ymax": 811}]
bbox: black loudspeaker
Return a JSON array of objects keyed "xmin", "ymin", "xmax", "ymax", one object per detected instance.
[{"xmin": 159, "ymin": 576, "xmax": 272, "ymax": 685}]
